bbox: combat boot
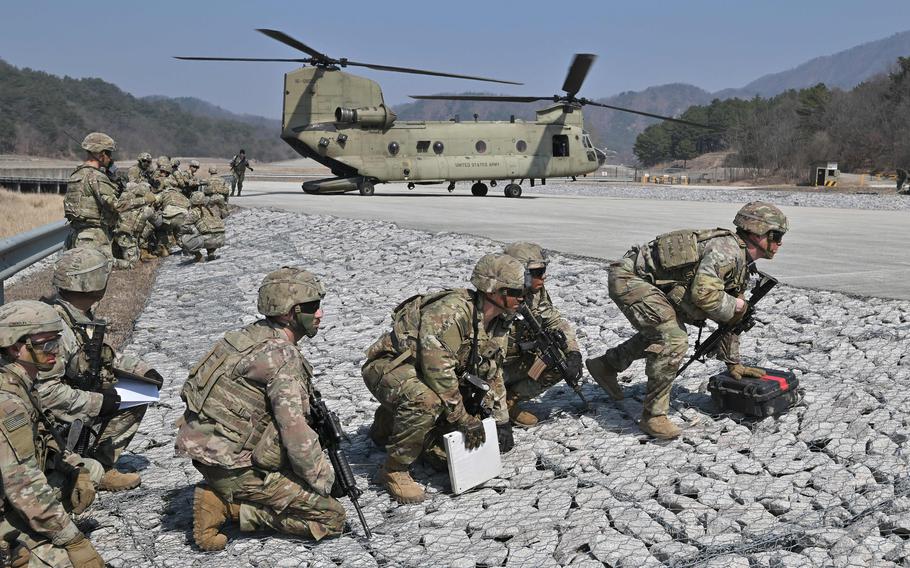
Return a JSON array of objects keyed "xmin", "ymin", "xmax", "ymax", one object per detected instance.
[
  {"xmin": 192, "ymin": 484, "xmax": 239, "ymax": 551},
  {"xmin": 206, "ymin": 252, "xmax": 217, "ymax": 262},
  {"xmin": 507, "ymin": 396, "xmax": 538, "ymax": 427},
  {"xmin": 639, "ymin": 413, "xmax": 682, "ymax": 440},
  {"xmin": 377, "ymin": 460, "xmax": 425, "ymax": 504},
  {"xmin": 99, "ymin": 469, "xmax": 141, "ymax": 492},
  {"xmin": 139, "ymin": 249, "xmax": 156, "ymax": 262},
  {"xmin": 585, "ymin": 355, "xmax": 624, "ymax": 400},
  {"xmin": 193, "ymin": 251, "xmax": 203, "ymax": 263}
]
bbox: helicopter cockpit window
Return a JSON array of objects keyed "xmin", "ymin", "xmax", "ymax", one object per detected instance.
[
  {"xmin": 475, "ymin": 140, "xmax": 487, "ymax": 154},
  {"xmin": 388, "ymin": 142, "xmax": 400, "ymax": 156},
  {"xmin": 553, "ymin": 135, "xmax": 569, "ymax": 157},
  {"xmin": 416, "ymin": 140, "xmax": 430, "ymax": 153},
  {"xmin": 433, "ymin": 141, "xmax": 444, "ymax": 154},
  {"xmin": 582, "ymin": 133, "xmax": 593, "ymax": 149},
  {"xmin": 516, "ymin": 140, "xmax": 527, "ymax": 153}
]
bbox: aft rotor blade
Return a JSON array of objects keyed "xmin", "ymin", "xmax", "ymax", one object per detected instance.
[
  {"xmin": 562, "ymin": 54, "xmax": 596, "ymax": 97},
  {"xmin": 410, "ymin": 94, "xmax": 548, "ymax": 102},
  {"xmin": 257, "ymin": 29, "xmax": 331, "ymax": 61},
  {"xmin": 174, "ymin": 56, "xmax": 308, "ymax": 63},
  {"xmin": 585, "ymin": 100, "xmax": 716, "ymax": 129},
  {"xmin": 347, "ymin": 61, "xmax": 521, "ymax": 85}
]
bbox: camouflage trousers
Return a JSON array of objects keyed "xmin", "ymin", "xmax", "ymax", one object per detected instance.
[
  {"xmin": 193, "ymin": 462, "xmax": 345, "ymax": 541},
  {"xmin": 503, "ymin": 355, "xmax": 563, "ymax": 403},
  {"xmin": 65, "ymin": 225, "xmax": 129, "ymax": 269},
  {"xmin": 179, "ymin": 231, "xmax": 225, "ymax": 254},
  {"xmin": 86, "ymin": 404, "xmax": 147, "ymax": 470},
  {"xmin": 112, "ymin": 232, "xmax": 139, "ymax": 268},
  {"xmin": 601, "ymin": 257, "xmax": 688, "ymax": 417},
  {"xmin": 231, "ymin": 172, "xmax": 244, "ymax": 196}
]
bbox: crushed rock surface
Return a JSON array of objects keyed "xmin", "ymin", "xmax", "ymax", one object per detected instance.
[{"xmin": 87, "ymin": 207, "xmax": 910, "ymax": 567}]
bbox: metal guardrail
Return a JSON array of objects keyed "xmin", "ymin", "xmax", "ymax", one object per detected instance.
[{"xmin": 0, "ymin": 221, "xmax": 70, "ymax": 304}]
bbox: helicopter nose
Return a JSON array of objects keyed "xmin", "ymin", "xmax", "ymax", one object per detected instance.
[{"xmin": 595, "ymin": 147, "xmax": 607, "ymax": 166}]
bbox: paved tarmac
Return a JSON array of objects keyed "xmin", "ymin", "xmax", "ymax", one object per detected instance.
[{"xmin": 239, "ymin": 181, "xmax": 910, "ymax": 300}]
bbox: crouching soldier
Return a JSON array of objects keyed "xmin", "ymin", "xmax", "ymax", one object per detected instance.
[
  {"xmin": 38, "ymin": 248, "xmax": 159, "ymax": 491},
  {"xmin": 0, "ymin": 301, "xmax": 105, "ymax": 568},
  {"xmin": 176, "ymin": 267, "xmax": 346, "ymax": 550},
  {"xmin": 585, "ymin": 201, "xmax": 789, "ymax": 439},
  {"xmin": 501, "ymin": 242, "xmax": 582, "ymax": 427},
  {"xmin": 112, "ymin": 181, "xmax": 157, "ymax": 269},
  {"xmin": 362, "ymin": 253, "xmax": 528, "ymax": 504},
  {"xmin": 179, "ymin": 192, "xmax": 226, "ymax": 262}
]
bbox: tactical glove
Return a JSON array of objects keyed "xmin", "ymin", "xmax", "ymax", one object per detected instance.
[
  {"xmin": 565, "ymin": 351, "xmax": 583, "ymax": 382},
  {"xmin": 64, "ymin": 535, "xmax": 105, "ymax": 568},
  {"xmin": 330, "ymin": 480, "xmax": 345, "ymax": 499},
  {"xmin": 727, "ymin": 363, "xmax": 766, "ymax": 380},
  {"xmin": 10, "ymin": 544, "xmax": 29, "ymax": 568},
  {"xmin": 497, "ymin": 422, "xmax": 515, "ymax": 453},
  {"xmin": 69, "ymin": 467, "xmax": 96, "ymax": 515},
  {"xmin": 459, "ymin": 415, "xmax": 486, "ymax": 450},
  {"xmin": 99, "ymin": 389, "xmax": 121, "ymax": 417}
]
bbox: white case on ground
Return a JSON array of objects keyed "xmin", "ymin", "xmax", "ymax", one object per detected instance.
[{"xmin": 443, "ymin": 417, "xmax": 501, "ymax": 494}]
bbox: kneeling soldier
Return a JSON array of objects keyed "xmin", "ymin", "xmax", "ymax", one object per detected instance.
[
  {"xmin": 0, "ymin": 301, "xmax": 104, "ymax": 568},
  {"xmin": 586, "ymin": 201, "xmax": 789, "ymax": 439},
  {"xmin": 176, "ymin": 267, "xmax": 345, "ymax": 550},
  {"xmin": 362, "ymin": 253, "xmax": 529, "ymax": 504},
  {"xmin": 501, "ymin": 242, "xmax": 582, "ymax": 427}
]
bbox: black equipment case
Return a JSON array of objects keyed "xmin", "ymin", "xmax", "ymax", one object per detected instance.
[{"xmin": 707, "ymin": 369, "xmax": 799, "ymax": 418}]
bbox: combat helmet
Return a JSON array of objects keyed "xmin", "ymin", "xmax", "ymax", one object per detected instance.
[
  {"xmin": 138, "ymin": 152, "xmax": 152, "ymax": 163},
  {"xmin": 189, "ymin": 160, "xmax": 200, "ymax": 168},
  {"xmin": 257, "ymin": 267, "xmax": 326, "ymax": 317},
  {"xmin": 470, "ymin": 253, "xmax": 530, "ymax": 294},
  {"xmin": 53, "ymin": 247, "xmax": 112, "ymax": 293},
  {"xmin": 156, "ymin": 156, "xmax": 171, "ymax": 171},
  {"xmin": 208, "ymin": 166, "xmax": 218, "ymax": 174},
  {"xmin": 503, "ymin": 242, "xmax": 547, "ymax": 270},
  {"xmin": 172, "ymin": 159, "xmax": 181, "ymax": 169},
  {"xmin": 81, "ymin": 132, "xmax": 116, "ymax": 154},
  {"xmin": 734, "ymin": 201, "xmax": 789, "ymax": 236},
  {"xmin": 0, "ymin": 300, "xmax": 64, "ymax": 348},
  {"xmin": 189, "ymin": 192, "xmax": 207, "ymax": 206}
]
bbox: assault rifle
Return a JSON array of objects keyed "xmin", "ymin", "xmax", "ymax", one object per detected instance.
[
  {"xmin": 309, "ymin": 391, "xmax": 371, "ymax": 539},
  {"xmin": 516, "ymin": 303, "xmax": 589, "ymax": 407},
  {"xmin": 65, "ymin": 321, "xmax": 106, "ymax": 455},
  {"xmin": 676, "ymin": 269, "xmax": 778, "ymax": 376}
]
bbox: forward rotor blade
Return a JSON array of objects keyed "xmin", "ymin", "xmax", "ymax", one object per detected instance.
[
  {"xmin": 562, "ymin": 54, "xmax": 596, "ymax": 97},
  {"xmin": 257, "ymin": 29, "xmax": 330, "ymax": 61},
  {"xmin": 174, "ymin": 56, "xmax": 308, "ymax": 63},
  {"xmin": 350, "ymin": 61, "xmax": 522, "ymax": 85},
  {"xmin": 584, "ymin": 101, "xmax": 716, "ymax": 129},
  {"xmin": 410, "ymin": 94, "xmax": 548, "ymax": 102}
]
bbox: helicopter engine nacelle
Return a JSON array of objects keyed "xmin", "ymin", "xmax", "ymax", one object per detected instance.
[{"xmin": 334, "ymin": 105, "xmax": 397, "ymax": 129}]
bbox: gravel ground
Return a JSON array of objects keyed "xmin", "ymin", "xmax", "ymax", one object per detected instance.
[
  {"xmin": 83, "ymin": 207, "xmax": 910, "ymax": 567},
  {"xmin": 523, "ymin": 182, "xmax": 910, "ymax": 211}
]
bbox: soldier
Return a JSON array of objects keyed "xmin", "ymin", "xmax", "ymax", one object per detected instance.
[
  {"xmin": 152, "ymin": 156, "xmax": 176, "ymax": 192},
  {"xmin": 183, "ymin": 159, "xmax": 204, "ymax": 195},
  {"xmin": 151, "ymin": 182, "xmax": 191, "ymax": 257},
  {"xmin": 897, "ymin": 168, "xmax": 909, "ymax": 194},
  {"xmin": 179, "ymin": 192, "xmax": 226, "ymax": 262},
  {"xmin": 127, "ymin": 153, "xmax": 154, "ymax": 185},
  {"xmin": 585, "ymin": 202, "xmax": 789, "ymax": 440},
  {"xmin": 38, "ymin": 248, "xmax": 159, "ymax": 491},
  {"xmin": 205, "ymin": 166, "xmax": 231, "ymax": 217},
  {"xmin": 361, "ymin": 253, "xmax": 528, "ymax": 504},
  {"xmin": 112, "ymin": 181, "xmax": 157, "ymax": 268},
  {"xmin": 501, "ymin": 242, "xmax": 582, "ymax": 427},
  {"xmin": 176, "ymin": 267, "xmax": 346, "ymax": 550},
  {"xmin": 0, "ymin": 301, "xmax": 105, "ymax": 568},
  {"xmin": 229, "ymin": 149, "xmax": 254, "ymax": 196}
]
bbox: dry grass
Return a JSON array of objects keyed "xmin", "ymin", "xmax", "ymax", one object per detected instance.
[
  {"xmin": 0, "ymin": 189, "xmax": 64, "ymax": 239},
  {"xmin": 4, "ymin": 259, "xmax": 161, "ymax": 350}
]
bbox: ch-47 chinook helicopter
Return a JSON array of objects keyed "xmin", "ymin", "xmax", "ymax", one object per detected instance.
[{"xmin": 178, "ymin": 29, "xmax": 709, "ymax": 198}]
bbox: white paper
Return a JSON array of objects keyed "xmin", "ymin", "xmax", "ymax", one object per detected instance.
[
  {"xmin": 115, "ymin": 377, "xmax": 160, "ymax": 409},
  {"xmin": 443, "ymin": 418, "xmax": 501, "ymax": 494}
]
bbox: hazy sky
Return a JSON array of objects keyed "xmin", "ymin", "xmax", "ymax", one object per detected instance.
[{"xmin": 3, "ymin": 0, "xmax": 909, "ymax": 119}]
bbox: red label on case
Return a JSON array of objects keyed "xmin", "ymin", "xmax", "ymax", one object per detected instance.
[{"xmin": 762, "ymin": 374, "xmax": 789, "ymax": 391}]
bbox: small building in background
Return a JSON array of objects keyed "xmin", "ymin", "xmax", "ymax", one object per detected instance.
[{"xmin": 811, "ymin": 161, "xmax": 838, "ymax": 187}]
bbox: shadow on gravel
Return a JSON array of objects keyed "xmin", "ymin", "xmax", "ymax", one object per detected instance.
[
  {"xmin": 117, "ymin": 453, "xmax": 151, "ymax": 472},
  {"xmin": 161, "ymin": 484, "xmax": 195, "ymax": 539}
]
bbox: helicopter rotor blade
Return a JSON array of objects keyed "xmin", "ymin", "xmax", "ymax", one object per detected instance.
[
  {"xmin": 409, "ymin": 94, "xmax": 549, "ymax": 102},
  {"xmin": 350, "ymin": 61, "xmax": 522, "ymax": 85},
  {"xmin": 583, "ymin": 100, "xmax": 717, "ymax": 129},
  {"xmin": 257, "ymin": 29, "xmax": 331, "ymax": 62},
  {"xmin": 562, "ymin": 54, "xmax": 596, "ymax": 97},
  {"xmin": 174, "ymin": 56, "xmax": 309, "ymax": 63}
]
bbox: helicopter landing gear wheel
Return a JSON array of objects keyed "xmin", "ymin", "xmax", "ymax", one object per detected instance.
[
  {"xmin": 504, "ymin": 183, "xmax": 522, "ymax": 198},
  {"xmin": 471, "ymin": 182, "xmax": 488, "ymax": 196},
  {"xmin": 358, "ymin": 179, "xmax": 375, "ymax": 196}
]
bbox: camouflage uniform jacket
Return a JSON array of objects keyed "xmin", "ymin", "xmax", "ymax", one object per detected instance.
[
  {"xmin": 0, "ymin": 359, "xmax": 81, "ymax": 547},
  {"xmin": 365, "ymin": 289, "xmax": 511, "ymax": 424},
  {"xmin": 114, "ymin": 184, "xmax": 154, "ymax": 236},
  {"xmin": 185, "ymin": 203, "xmax": 225, "ymax": 235},
  {"xmin": 506, "ymin": 285, "xmax": 578, "ymax": 362},
  {"xmin": 151, "ymin": 171, "xmax": 177, "ymax": 193},
  {"xmin": 175, "ymin": 320, "xmax": 334, "ymax": 494},
  {"xmin": 63, "ymin": 165, "xmax": 121, "ymax": 231},
  {"xmin": 127, "ymin": 164, "xmax": 151, "ymax": 184},
  {"xmin": 204, "ymin": 175, "xmax": 230, "ymax": 198}
]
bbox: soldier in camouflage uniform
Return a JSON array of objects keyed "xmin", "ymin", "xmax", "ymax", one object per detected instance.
[
  {"xmin": 0, "ymin": 301, "xmax": 105, "ymax": 568},
  {"xmin": 229, "ymin": 149, "xmax": 253, "ymax": 196},
  {"xmin": 38, "ymin": 248, "xmax": 160, "ymax": 491},
  {"xmin": 111, "ymin": 181, "xmax": 157, "ymax": 268},
  {"xmin": 586, "ymin": 202, "xmax": 789, "ymax": 439},
  {"xmin": 181, "ymin": 160, "xmax": 204, "ymax": 195},
  {"xmin": 150, "ymin": 181, "xmax": 191, "ymax": 257},
  {"xmin": 179, "ymin": 192, "xmax": 226, "ymax": 262},
  {"xmin": 176, "ymin": 267, "xmax": 346, "ymax": 550},
  {"xmin": 127, "ymin": 153, "xmax": 153, "ymax": 185},
  {"xmin": 501, "ymin": 242, "xmax": 582, "ymax": 427},
  {"xmin": 151, "ymin": 156, "xmax": 176, "ymax": 192},
  {"xmin": 205, "ymin": 166, "xmax": 231, "ymax": 217},
  {"xmin": 362, "ymin": 253, "xmax": 529, "ymax": 504}
]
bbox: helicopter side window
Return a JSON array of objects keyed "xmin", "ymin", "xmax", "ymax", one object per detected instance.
[
  {"xmin": 433, "ymin": 141, "xmax": 444, "ymax": 155},
  {"xmin": 553, "ymin": 135, "xmax": 569, "ymax": 157},
  {"xmin": 516, "ymin": 140, "xmax": 527, "ymax": 153},
  {"xmin": 388, "ymin": 142, "xmax": 400, "ymax": 156},
  {"xmin": 475, "ymin": 140, "xmax": 487, "ymax": 154},
  {"xmin": 416, "ymin": 140, "xmax": 430, "ymax": 153}
]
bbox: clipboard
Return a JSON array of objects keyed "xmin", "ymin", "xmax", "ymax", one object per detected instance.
[{"xmin": 443, "ymin": 417, "xmax": 501, "ymax": 494}]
